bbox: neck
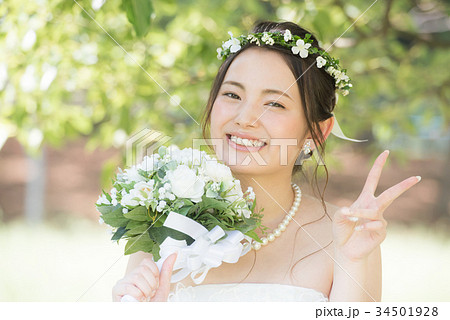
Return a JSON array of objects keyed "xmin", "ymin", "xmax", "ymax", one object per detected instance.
[{"xmin": 233, "ymin": 171, "xmax": 297, "ymax": 231}]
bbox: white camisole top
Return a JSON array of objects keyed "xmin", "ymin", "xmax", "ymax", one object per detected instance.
[{"xmin": 168, "ymin": 282, "xmax": 329, "ymax": 302}]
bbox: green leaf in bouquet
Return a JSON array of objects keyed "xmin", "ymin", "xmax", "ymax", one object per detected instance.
[
  {"xmin": 157, "ymin": 167, "xmax": 166, "ymax": 179},
  {"xmin": 124, "ymin": 233, "xmax": 155, "ymax": 255},
  {"xmin": 151, "ymin": 243, "xmax": 161, "ymax": 261},
  {"xmin": 96, "ymin": 204, "xmax": 114, "ymax": 215},
  {"xmin": 126, "ymin": 220, "xmax": 151, "ymax": 236},
  {"xmin": 244, "ymin": 230, "xmax": 262, "ymax": 243},
  {"xmin": 111, "ymin": 226, "xmax": 128, "ymax": 241},
  {"xmin": 152, "ymin": 213, "xmax": 166, "ymax": 227},
  {"xmin": 205, "ymin": 188, "xmax": 218, "ymax": 198},
  {"xmin": 102, "ymin": 189, "xmax": 112, "ymax": 202},
  {"xmin": 124, "ymin": 206, "xmax": 150, "ymax": 221},
  {"xmin": 99, "ymin": 205, "xmax": 129, "ymax": 228},
  {"xmin": 149, "ymin": 226, "xmax": 195, "ymax": 246},
  {"xmin": 157, "ymin": 145, "xmax": 167, "ymax": 158},
  {"xmin": 200, "ymin": 196, "xmax": 229, "ymax": 212},
  {"xmin": 177, "ymin": 206, "xmax": 191, "ymax": 216},
  {"xmin": 150, "ymin": 200, "xmax": 157, "ymax": 213},
  {"xmin": 166, "ymin": 160, "xmax": 177, "ymax": 170},
  {"xmin": 137, "ymin": 168, "xmax": 149, "ymax": 179}
]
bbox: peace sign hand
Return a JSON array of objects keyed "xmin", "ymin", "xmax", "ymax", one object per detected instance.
[{"xmin": 332, "ymin": 150, "xmax": 421, "ymax": 262}]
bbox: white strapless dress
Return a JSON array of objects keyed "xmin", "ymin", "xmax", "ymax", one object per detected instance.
[{"xmin": 168, "ymin": 283, "xmax": 329, "ymax": 302}]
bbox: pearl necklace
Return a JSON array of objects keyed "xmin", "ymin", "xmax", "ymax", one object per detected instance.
[{"xmin": 251, "ymin": 183, "xmax": 301, "ymax": 251}]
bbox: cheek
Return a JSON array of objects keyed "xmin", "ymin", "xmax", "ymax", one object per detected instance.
[{"xmin": 210, "ymin": 101, "xmax": 231, "ymax": 137}]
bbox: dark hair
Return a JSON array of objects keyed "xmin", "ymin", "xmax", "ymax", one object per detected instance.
[{"xmin": 200, "ymin": 21, "xmax": 335, "ymax": 281}]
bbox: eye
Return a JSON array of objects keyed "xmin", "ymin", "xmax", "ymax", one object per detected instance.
[
  {"xmin": 267, "ymin": 101, "xmax": 285, "ymax": 109},
  {"xmin": 223, "ymin": 92, "xmax": 240, "ymax": 100}
]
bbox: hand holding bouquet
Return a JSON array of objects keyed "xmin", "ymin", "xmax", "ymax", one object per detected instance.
[{"xmin": 97, "ymin": 145, "xmax": 263, "ymax": 288}]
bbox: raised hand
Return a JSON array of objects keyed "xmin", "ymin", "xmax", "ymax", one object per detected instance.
[
  {"xmin": 112, "ymin": 253, "xmax": 177, "ymax": 302},
  {"xmin": 332, "ymin": 150, "xmax": 421, "ymax": 261}
]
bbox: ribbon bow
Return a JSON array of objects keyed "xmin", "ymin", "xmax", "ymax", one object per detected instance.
[{"xmin": 155, "ymin": 211, "xmax": 251, "ymax": 284}]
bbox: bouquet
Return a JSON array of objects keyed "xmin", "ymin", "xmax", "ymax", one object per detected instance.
[{"xmin": 96, "ymin": 144, "xmax": 264, "ymax": 285}]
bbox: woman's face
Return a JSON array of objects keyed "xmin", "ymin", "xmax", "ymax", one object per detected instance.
[{"xmin": 209, "ymin": 47, "xmax": 308, "ymax": 176}]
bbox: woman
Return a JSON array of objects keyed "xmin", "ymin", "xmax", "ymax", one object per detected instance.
[{"xmin": 112, "ymin": 21, "xmax": 420, "ymax": 302}]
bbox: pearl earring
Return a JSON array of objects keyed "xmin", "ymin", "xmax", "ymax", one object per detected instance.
[{"xmin": 302, "ymin": 140, "xmax": 312, "ymax": 156}]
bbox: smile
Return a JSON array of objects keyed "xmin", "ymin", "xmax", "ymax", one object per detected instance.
[{"xmin": 226, "ymin": 134, "xmax": 267, "ymax": 151}]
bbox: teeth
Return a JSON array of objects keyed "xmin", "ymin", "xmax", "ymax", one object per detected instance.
[{"xmin": 230, "ymin": 135, "xmax": 265, "ymax": 147}]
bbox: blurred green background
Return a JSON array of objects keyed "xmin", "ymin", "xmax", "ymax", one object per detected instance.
[{"xmin": 0, "ymin": 0, "xmax": 449, "ymax": 301}]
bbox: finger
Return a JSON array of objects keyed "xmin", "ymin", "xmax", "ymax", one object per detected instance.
[
  {"xmin": 376, "ymin": 175, "xmax": 421, "ymax": 211},
  {"xmin": 342, "ymin": 207, "xmax": 380, "ymax": 221},
  {"xmin": 361, "ymin": 150, "xmax": 390, "ymax": 196},
  {"xmin": 355, "ymin": 220, "xmax": 386, "ymax": 232},
  {"xmin": 141, "ymin": 257, "xmax": 160, "ymax": 279},
  {"xmin": 129, "ymin": 272, "xmax": 153, "ymax": 300},
  {"xmin": 115, "ymin": 282, "xmax": 146, "ymax": 302},
  {"xmin": 137, "ymin": 264, "xmax": 158, "ymax": 292},
  {"xmin": 152, "ymin": 253, "xmax": 178, "ymax": 302}
]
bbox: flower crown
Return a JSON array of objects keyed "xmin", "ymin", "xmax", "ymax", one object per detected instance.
[{"xmin": 216, "ymin": 30, "xmax": 352, "ymax": 96}]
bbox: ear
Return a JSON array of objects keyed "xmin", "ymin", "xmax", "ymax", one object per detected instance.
[
  {"xmin": 319, "ymin": 115, "xmax": 335, "ymax": 141},
  {"xmin": 305, "ymin": 116, "xmax": 335, "ymax": 151}
]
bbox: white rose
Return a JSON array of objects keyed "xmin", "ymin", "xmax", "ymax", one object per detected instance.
[
  {"xmin": 204, "ymin": 160, "xmax": 233, "ymax": 182},
  {"xmin": 166, "ymin": 165, "xmax": 205, "ymax": 203},
  {"xmin": 120, "ymin": 192, "xmax": 139, "ymax": 207}
]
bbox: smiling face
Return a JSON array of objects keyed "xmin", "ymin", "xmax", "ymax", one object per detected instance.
[{"xmin": 209, "ymin": 47, "xmax": 309, "ymax": 176}]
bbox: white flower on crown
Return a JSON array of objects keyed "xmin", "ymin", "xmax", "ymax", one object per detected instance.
[
  {"xmin": 223, "ymin": 31, "xmax": 241, "ymax": 53},
  {"xmin": 336, "ymin": 72, "xmax": 349, "ymax": 84},
  {"xmin": 316, "ymin": 56, "xmax": 327, "ymax": 68},
  {"xmin": 326, "ymin": 66, "xmax": 336, "ymax": 75},
  {"xmin": 261, "ymin": 32, "xmax": 274, "ymax": 45},
  {"xmin": 283, "ymin": 29, "xmax": 292, "ymax": 42},
  {"xmin": 216, "ymin": 47, "xmax": 223, "ymax": 59},
  {"xmin": 247, "ymin": 34, "xmax": 260, "ymax": 45},
  {"xmin": 291, "ymin": 39, "xmax": 311, "ymax": 58}
]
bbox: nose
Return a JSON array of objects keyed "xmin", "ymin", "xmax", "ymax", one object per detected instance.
[{"xmin": 234, "ymin": 99, "xmax": 260, "ymax": 128}]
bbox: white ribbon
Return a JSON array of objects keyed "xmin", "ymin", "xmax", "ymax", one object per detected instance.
[
  {"xmin": 331, "ymin": 112, "xmax": 368, "ymax": 142},
  {"xmin": 120, "ymin": 211, "xmax": 251, "ymax": 302},
  {"xmin": 155, "ymin": 211, "xmax": 251, "ymax": 284}
]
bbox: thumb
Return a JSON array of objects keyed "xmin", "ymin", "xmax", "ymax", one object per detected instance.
[{"xmin": 152, "ymin": 252, "xmax": 178, "ymax": 302}]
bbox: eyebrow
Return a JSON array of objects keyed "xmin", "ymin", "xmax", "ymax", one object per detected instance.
[{"xmin": 222, "ymin": 80, "xmax": 294, "ymax": 102}]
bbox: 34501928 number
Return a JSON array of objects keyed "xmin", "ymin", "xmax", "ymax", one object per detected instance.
[{"xmin": 376, "ymin": 307, "xmax": 438, "ymax": 317}]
